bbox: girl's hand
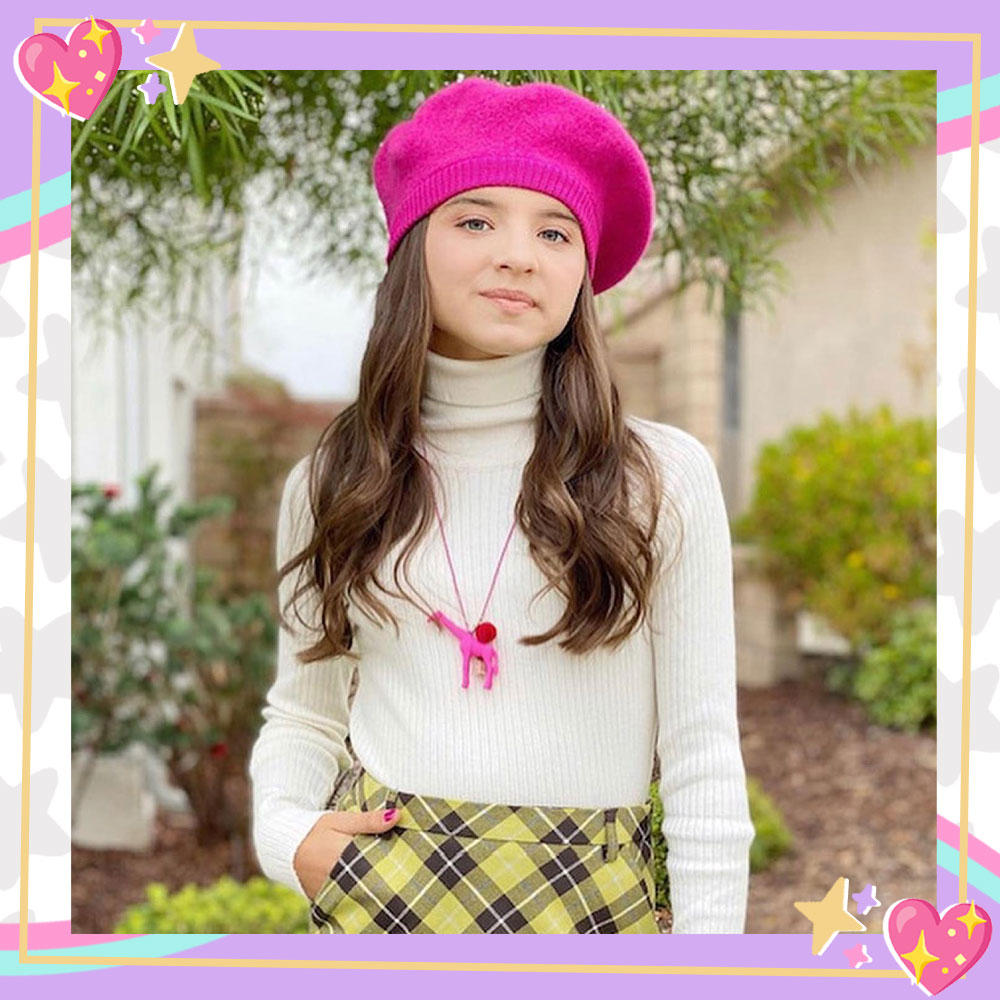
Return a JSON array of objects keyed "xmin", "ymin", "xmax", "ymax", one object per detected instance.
[{"xmin": 294, "ymin": 806, "xmax": 401, "ymax": 901}]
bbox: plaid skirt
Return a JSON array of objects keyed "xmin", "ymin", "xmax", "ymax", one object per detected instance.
[{"xmin": 308, "ymin": 765, "xmax": 659, "ymax": 934}]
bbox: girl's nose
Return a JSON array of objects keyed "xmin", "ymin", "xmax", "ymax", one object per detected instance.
[{"xmin": 493, "ymin": 232, "xmax": 538, "ymax": 272}]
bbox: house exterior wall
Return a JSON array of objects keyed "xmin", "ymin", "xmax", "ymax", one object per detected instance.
[
  {"xmin": 737, "ymin": 142, "xmax": 937, "ymax": 514},
  {"xmin": 72, "ymin": 259, "xmax": 236, "ymax": 505}
]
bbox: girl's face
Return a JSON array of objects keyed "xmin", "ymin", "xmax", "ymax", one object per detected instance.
[{"xmin": 424, "ymin": 186, "xmax": 588, "ymax": 361}]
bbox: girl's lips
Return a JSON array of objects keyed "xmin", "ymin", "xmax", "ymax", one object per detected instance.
[{"xmin": 481, "ymin": 294, "xmax": 535, "ymax": 313}]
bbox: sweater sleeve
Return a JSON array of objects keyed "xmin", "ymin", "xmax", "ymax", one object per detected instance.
[
  {"xmin": 247, "ymin": 456, "xmax": 355, "ymax": 900},
  {"xmin": 650, "ymin": 427, "xmax": 755, "ymax": 933}
]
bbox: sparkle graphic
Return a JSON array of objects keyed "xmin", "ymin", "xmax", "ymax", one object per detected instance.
[
  {"xmin": 844, "ymin": 942, "xmax": 871, "ymax": 969},
  {"xmin": 81, "ymin": 15, "xmax": 112, "ymax": 56},
  {"xmin": 41, "ymin": 61, "xmax": 80, "ymax": 114},
  {"xmin": 146, "ymin": 22, "xmax": 220, "ymax": 104},
  {"xmin": 794, "ymin": 877, "xmax": 866, "ymax": 955},
  {"xmin": 900, "ymin": 928, "xmax": 940, "ymax": 986},
  {"xmin": 136, "ymin": 72, "xmax": 167, "ymax": 105},
  {"xmin": 851, "ymin": 883, "xmax": 881, "ymax": 916},
  {"xmin": 956, "ymin": 900, "xmax": 988, "ymax": 940},
  {"xmin": 132, "ymin": 19, "xmax": 162, "ymax": 45}
]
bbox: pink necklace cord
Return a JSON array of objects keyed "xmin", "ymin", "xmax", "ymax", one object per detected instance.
[
  {"xmin": 415, "ymin": 443, "xmax": 518, "ymax": 630},
  {"xmin": 431, "ymin": 494, "xmax": 518, "ymax": 629}
]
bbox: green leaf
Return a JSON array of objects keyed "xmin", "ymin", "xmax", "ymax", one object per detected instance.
[
  {"xmin": 215, "ymin": 72, "xmax": 252, "ymax": 114},
  {"xmin": 70, "ymin": 106, "xmax": 103, "ymax": 163},
  {"xmin": 161, "ymin": 90, "xmax": 181, "ymax": 139},
  {"xmin": 112, "ymin": 73, "xmax": 136, "ymax": 135},
  {"xmin": 224, "ymin": 69, "xmax": 265, "ymax": 95},
  {"xmin": 191, "ymin": 90, "xmax": 258, "ymax": 123}
]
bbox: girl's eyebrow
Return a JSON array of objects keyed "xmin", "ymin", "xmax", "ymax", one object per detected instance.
[{"xmin": 444, "ymin": 195, "xmax": 580, "ymax": 229}]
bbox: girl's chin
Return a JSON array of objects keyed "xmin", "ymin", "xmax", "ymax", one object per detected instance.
[{"xmin": 431, "ymin": 321, "xmax": 548, "ymax": 359}]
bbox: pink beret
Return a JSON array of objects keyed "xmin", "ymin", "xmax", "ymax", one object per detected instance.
[{"xmin": 372, "ymin": 76, "xmax": 656, "ymax": 295}]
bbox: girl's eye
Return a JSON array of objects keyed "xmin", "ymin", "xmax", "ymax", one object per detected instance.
[{"xmin": 458, "ymin": 219, "xmax": 570, "ymax": 244}]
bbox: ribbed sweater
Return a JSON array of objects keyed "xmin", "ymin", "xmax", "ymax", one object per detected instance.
[{"xmin": 248, "ymin": 343, "xmax": 755, "ymax": 933}]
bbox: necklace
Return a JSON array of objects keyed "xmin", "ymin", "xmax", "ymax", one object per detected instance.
[{"xmin": 415, "ymin": 445, "xmax": 518, "ymax": 690}]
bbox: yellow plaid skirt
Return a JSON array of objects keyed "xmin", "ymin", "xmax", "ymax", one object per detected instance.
[{"xmin": 309, "ymin": 765, "xmax": 659, "ymax": 934}]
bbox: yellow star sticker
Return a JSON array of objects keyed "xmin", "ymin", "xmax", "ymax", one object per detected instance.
[
  {"xmin": 42, "ymin": 61, "xmax": 80, "ymax": 114},
  {"xmin": 81, "ymin": 16, "xmax": 112, "ymax": 56},
  {"xmin": 794, "ymin": 876, "xmax": 866, "ymax": 955},
  {"xmin": 956, "ymin": 900, "xmax": 988, "ymax": 940},
  {"xmin": 900, "ymin": 928, "xmax": 940, "ymax": 986},
  {"xmin": 146, "ymin": 22, "xmax": 220, "ymax": 105}
]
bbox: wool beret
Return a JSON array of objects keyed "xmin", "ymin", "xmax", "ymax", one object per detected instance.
[{"xmin": 372, "ymin": 76, "xmax": 656, "ymax": 295}]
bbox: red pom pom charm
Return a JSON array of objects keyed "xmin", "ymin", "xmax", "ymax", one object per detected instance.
[{"xmin": 474, "ymin": 621, "xmax": 497, "ymax": 643}]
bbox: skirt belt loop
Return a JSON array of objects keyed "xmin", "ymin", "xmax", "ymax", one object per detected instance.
[
  {"xmin": 367, "ymin": 769, "xmax": 399, "ymax": 837},
  {"xmin": 382, "ymin": 784, "xmax": 399, "ymax": 814},
  {"xmin": 602, "ymin": 808, "xmax": 619, "ymax": 862}
]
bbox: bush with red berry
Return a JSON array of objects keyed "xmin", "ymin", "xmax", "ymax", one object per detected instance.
[{"xmin": 72, "ymin": 464, "xmax": 276, "ymax": 847}]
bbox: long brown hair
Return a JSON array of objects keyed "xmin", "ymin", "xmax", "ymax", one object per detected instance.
[{"xmin": 279, "ymin": 214, "xmax": 683, "ymax": 662}]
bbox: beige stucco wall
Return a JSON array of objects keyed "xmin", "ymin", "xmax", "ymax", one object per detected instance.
[
  {"xmin": 737, "ymin": 142, "xmax": 937, "ymax": 513},
  {"xmin": 603, "ymin": 263, "xmax": 725, "ymax": 449}
]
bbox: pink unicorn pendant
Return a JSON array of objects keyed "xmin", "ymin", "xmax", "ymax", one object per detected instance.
[{"xmin": 427, "ymin": 611, "xmax": 499, "ymax": 689}]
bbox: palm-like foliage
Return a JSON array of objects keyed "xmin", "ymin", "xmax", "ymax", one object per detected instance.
[{"xmin": 71, "ymin": 69, "xmax": 936, "ymax": 357}]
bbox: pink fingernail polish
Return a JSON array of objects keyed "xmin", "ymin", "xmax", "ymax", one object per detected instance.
[{"xmin": 383, "ymin": 809, "xmax": 397, "ymax": 822}]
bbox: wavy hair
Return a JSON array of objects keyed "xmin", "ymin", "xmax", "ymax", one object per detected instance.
[{"xmin": 278, "ymin": 214, "xmax": 684, "ymax": 662}]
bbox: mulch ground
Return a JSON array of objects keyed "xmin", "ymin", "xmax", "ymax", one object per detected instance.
[
  {"xmin": 72, "ymin": 662, "xmax": 936, "ymax": 935},
  {"xmin": 72, "ymin": 813, "xmax": 254, "ymax": 934},
  {"xmin": 739, "ymin": 662, "xmax": 937, "ymax": 934}
]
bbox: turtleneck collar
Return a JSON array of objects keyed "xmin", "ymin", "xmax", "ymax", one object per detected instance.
[{"xmin": 418, "ymin": 343, "xmax": 546, "ymax": 468}]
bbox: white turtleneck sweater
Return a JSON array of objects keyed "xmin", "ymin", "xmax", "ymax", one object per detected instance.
[{"xmin": 248, "ymin": 343, "xmax": 755, "ymax": 934}]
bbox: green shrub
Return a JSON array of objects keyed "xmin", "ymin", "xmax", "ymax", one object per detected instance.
[
  {"xmin": 649, "ymin": 779, "xmax": 671, "ymax": 911},
  {"xmin": 113, "ymin": 876, "xmax": 308, "ymax": 934},
  {"xmin": 648, "ymin": 774, "xmax": 792, "ymax": 912},
  {"xmin": 826, "ymin": 602, "xmax": 936, "ymax": 731},
  {"xmin": 732, "ymin": 405, "xmax": 934, "ymax": 649},
  {"xmin": 747, "ymin": 777, "xmax": 793, "ymax": 871},
  {"xmin": 72, "ymin": 464, "xmax": 278, "ymax": 843}
]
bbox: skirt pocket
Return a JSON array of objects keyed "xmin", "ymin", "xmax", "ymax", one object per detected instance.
[
  {"xmin": 308, "ymin": 769, "xmax": 372, "ymax": 931},
  {"xmin": 309, "ymin": 831, "xmax": 394, "ymax": 933}
]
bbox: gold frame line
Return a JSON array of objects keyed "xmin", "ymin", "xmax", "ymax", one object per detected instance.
[
  {"xmin": 22, "ymin": 21, "xmax": 983, "ymax": 40},
  {"xmin": 18, "ymin": 19, "xmax": 982, "ymax": 975}
]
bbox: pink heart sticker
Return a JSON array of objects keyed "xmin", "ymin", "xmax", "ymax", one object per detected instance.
[
  {"xmin": 14, "ymin": 16, "xmax": 122, "ymax": 120},
  {"xmin": 883, "ymin": 898, "xmax": 992, "ymax": 996}
]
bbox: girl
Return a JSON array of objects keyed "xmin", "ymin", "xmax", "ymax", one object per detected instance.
[{"xmin": 249, "ymin": 75, "xmax": 755, "ymax": 934}]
